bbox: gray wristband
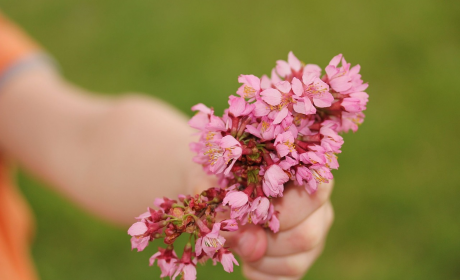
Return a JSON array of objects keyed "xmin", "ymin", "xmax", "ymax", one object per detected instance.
[{"xmin": 0, "ymin": 53, "xmax": 58, "ymax": 91}]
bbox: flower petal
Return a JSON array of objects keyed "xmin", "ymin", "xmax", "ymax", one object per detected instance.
[
  {"xmin": 273, "ymin": 107, "xmax": 289, "ymax": 124},
  {"xmin": 260, "ymin": 88, "xmax": 282, "ymax": 106},
  {"xmin": 291, "ymin": 77, "xmax": 303, "ymax": 96},
  {"xmin": 288, "ymin": 51, "xmax": 302, "ymax": 71},
  {"xmin": 128, "ymin": 222, "xmax": 147, "ymax": 236}
]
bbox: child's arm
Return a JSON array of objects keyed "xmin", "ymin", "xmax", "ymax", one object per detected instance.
[{"xmin": 0, "ymin": 63, "xmax": 212, "ymax": 225}]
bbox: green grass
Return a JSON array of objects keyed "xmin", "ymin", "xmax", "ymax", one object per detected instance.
[{"xmin": 2, "ymin": 0, "xmax": 460, "ymax": 279}]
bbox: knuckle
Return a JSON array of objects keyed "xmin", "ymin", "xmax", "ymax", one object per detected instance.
[
  {"xmin": 283, "ymin": 255, "xmax": 308, "ymax": 277},
  {"xmin": 293, "ymin": 226, "xmax": 322, "ymax": 252},
  {"xmin": 242, "ymin": 265, "xmax": 271, "ymax": 280},
  {"xmin": 242, "ymin": 265, "xmax": 259, "ymax": 280}
]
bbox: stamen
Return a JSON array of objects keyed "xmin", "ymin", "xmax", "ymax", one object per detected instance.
[{"xmin": 244, "ymin": 85, "xmax": 256, "ymax": 98}]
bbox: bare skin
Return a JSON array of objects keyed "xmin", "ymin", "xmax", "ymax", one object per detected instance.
[{"xmin": 0, "ymin": 63, "xmax": 334, "ymax": 279}]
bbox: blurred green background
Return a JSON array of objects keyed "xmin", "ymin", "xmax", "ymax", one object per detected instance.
[{"xmin": 2, "ymin": 0, "xmax": 460, "ymax": 279}]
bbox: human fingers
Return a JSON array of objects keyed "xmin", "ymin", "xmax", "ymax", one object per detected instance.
[
  {"xmin": 221, "ymin": 181, "xmax": 333, "ymax": 262},
  {"xmin": 222, "ymin": 223, "xmax": 268, "ymax": 263},
  {"xmin": 265, "ymin": 200, "xmax": 334, "ymax": 257},
  {"xmin": 243, "ymin": 241, "xmax": 325, "ymax": 280},
  {"xmin": 223, "ymin": 199, "xmax": 333, "ymax": 268},
  {"xmin": 274, "ymin": 180, "xmax": 334, "ymax": 232}
]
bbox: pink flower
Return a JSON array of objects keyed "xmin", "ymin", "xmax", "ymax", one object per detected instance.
[
  {"xmin": 172, "ymin": 245, "xmax": 197, "ymax": 280},
  {"xmin": 228, "ymin": 96, "xmax": 254, "ymax": 117},
  {"xmin": 325, "ymin": 54, "xmax": 367, "ymax": 95},
  {"xmin": 278, "ymin": 156, "xmax": 298, "ymax": 171},
  {"xmin": 135, "ymin": 211, "xmax": 151, "ymax": 222},
  {"xmin": 237, "ymin": 74, "xmax": 260, "ymax": 100},
  {"xmin": 325, "ymin": 152, "xmax": 339, "ymax": 169},
  {"xmin": 260, "ymin": 88, "xmax": 282, "ymax": 106},
  {"xmin": 320, "ymin": 123, "xmax": 344, "ymax": 153},
  {"xmin": 154, "ymin": 197, "xmax": 177, "ymax": 212},
  {"xmin": 249, "ymin": 197, "xmax": 270, "ymax": 224},
  {"xmin": 220, "ymin": 135, "xmax": 242, "ymax": 159},
  {"xmin": 204, "ymin": 135, "xmax": 242, "ymax": 175},
  {"xmin": 252, "ymin": 99, "xmax": 271, "ymax": 117},
  {"xmin": 262, "ymin": 164, "xmax": 289, "ymax": 197},
  {"xmin": 270, "ymin": 81, "xmax": 293, "ymax": 124},
  {"xmin": 188, "ymin": 103, "xmax": 213, "ymax": 130},
  {"xmin": 279, "ymin": 113, "xmax": 299, "ymax": 138},
  {"xmin": 223, "ymin": 190, "xmax": 251, "ymax": 220},
  {"xmin": 341, "ymin": 111, "xmax": 365, "ymax": 132},
  {"xmin": 295, "ymin": 166, "xmax": 318, "ymax": 194},
  {"xmin": 245, "ymin": 117, "xmax": 276, "ymax": 141},
  {"xmin": 128, "ymin": 222, "xmax": 147, "ymax": 235},
  {"xmin": 207, "ymin": 115, "xmax": 226, "ymax": 131},
  {"xmin": 326, "ymin": 55, "xmax": 367, "ymax": 95},
  {"xmin": 311, "ymin": 165, "xmax": 333, "ymax": 186},
  {"xmin": 274, "ymin": 131, "xmax": 298, "ymax": 159},
  {"xmin": 341, "ymin": 91, "xmax": 369, "ymax": 113},
  {"xmin": 299, "ymin": 150, "xmax": 326, "ymax": 165},
  {"xmin": 341, "ymin": 97, "xmax": 361, "ymax": 113},
  {"xmin": 128, "ymin": 222, "xmax": 150, "ymax": 251},
  {"xmin": 149, "ymin": 247, "xmax": 178, "ymax": 278},
  {"xmin": 195, "ymin": 223, "xmax": 226, "ymax": 257},
  {"xmin": 301, "ymin": 72, "xmax": 334, "ymax": 108},
  {"xmin": 275, "ymin": 51, "xmax": 302, "ymax": 79},
  {"xmin": 325, "ymin": 54, "xmax": 353, "ymax": 92},
  {"xmin": 217, "ymin": 249, "xmax": 239, "ymax": 273},
  {"xmin": 230, "ymin": 204, "xmax": 251, "ymax": 220},
  {"xmin": 267, "ymin": 204, "xmax": 280, "ymax": 233},
  {"xmin": 172, "ymin": 262, "xmax": 197, "ymax": 280},
  {"xmin": 128, "ymin": 220, "xmax": 165, "ymax": 251},
  {"xmin": 222, "ymin": 190, "xmax": 248, "ymax": 208},
  {"xmin": 302, "ymin": 64, "xmax": 322, "ymax": 78},
  {"xmin": 258, "ymin": 81, "xmax": 297, "ymax": 124},
  {"xmin": 220, "ymin": 219, "xmax": 238, "ymax": 232},
  {"xmin": 292, "ymin": 77, "xmax": 316, "ymax": 115}
]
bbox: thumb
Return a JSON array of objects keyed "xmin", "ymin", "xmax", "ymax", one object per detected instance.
[{"xmin": 223, "ymin": 224, "xmax": 267, "ymax": 263}]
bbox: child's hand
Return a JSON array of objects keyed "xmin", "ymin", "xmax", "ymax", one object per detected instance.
[{"xmin": 224, "ymin": 180, "xmax": 334, "ymax": 280}]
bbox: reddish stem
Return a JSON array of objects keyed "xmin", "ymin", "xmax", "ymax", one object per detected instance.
[
  {"xmin": 230, "ymin": 115, "xmax": 239, "ymax": 136},
  {"xmin": 255, "ymin": 184, "xmax": 264, "ymax": 197},
  {"xmin": 301, "ymin": 134, "xmax": 321, "ymax": 143},
  {"xmin": 243, "ymin": 183, "xmax": 255, "ymax": 197},
  {"xmin": 264, "ymin": 142, "xmax": 276, "ymax": 150},
  {"xmin": 295, "ymin": 144, "xmax": 308, "ymax": 154},
  {"xmin": 295, "ymin": 139, "xmax": 310, "ymax": 150},
  {"xmin": 236, "ymin": 117, "xmax": 251, "ymax": 138},
  {"xmin": 261, "ymin": 150, "xmax": 275, "ymax": 166},
  {"xmin": 194, "ymin": 217, "xmax": 210, "ymax": 234},
  {"xmin": 181, "ymin": 243, "xmax": 193, "ymax": 263},
  {"xmin": 328, "ymin": 101, "xmax": 342, "ymax": 111},
  {"xmin": 309, "ymin": 122, "xmax": 321, "ymax": 131}
]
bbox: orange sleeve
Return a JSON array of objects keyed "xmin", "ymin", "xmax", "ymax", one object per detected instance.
[
  {"xmin": 0, "ymin": 157, "xmax": 38, "ymax": 280},
  {"xmin": 0, "ymin": 12, "xmax": 41, "ymax": 76},
  {"xmin": 0, "ymin": 12, "xmax": 40, "ymax": 280}
]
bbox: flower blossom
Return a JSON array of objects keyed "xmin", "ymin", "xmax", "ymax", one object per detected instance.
[
  {"xmin": 274, "ymin": 131, "xmax": 298, "ymax": 159},
  {"xmin": 237, "ymin": 74, "xmax": 261, "ymax": 100},
  {"xmin": 204, "ymin": 135, "xmax": 242, "ymax": 175},
  {"xmin": 149, "ymin": 246, "xmax": 178, "ymax": 278},
  {"xmin": 217, "ymin": 248, "xmax": 239, "ymax": 273},
  {"xmin": 262, "ymin": 164, "xmax": 290, "ymax": 197},
  {"xmin": 195, "ymin": 223, "xmax": 226, "ymax": 258},
  {"xmin": 130, "ymin": 52, "xmax": 368, "ymax": 279}
]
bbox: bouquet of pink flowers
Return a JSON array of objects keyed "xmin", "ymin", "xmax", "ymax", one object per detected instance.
[{"xmin": 128, "ymin": 52, "xmax": 368, "ymax": 280}]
